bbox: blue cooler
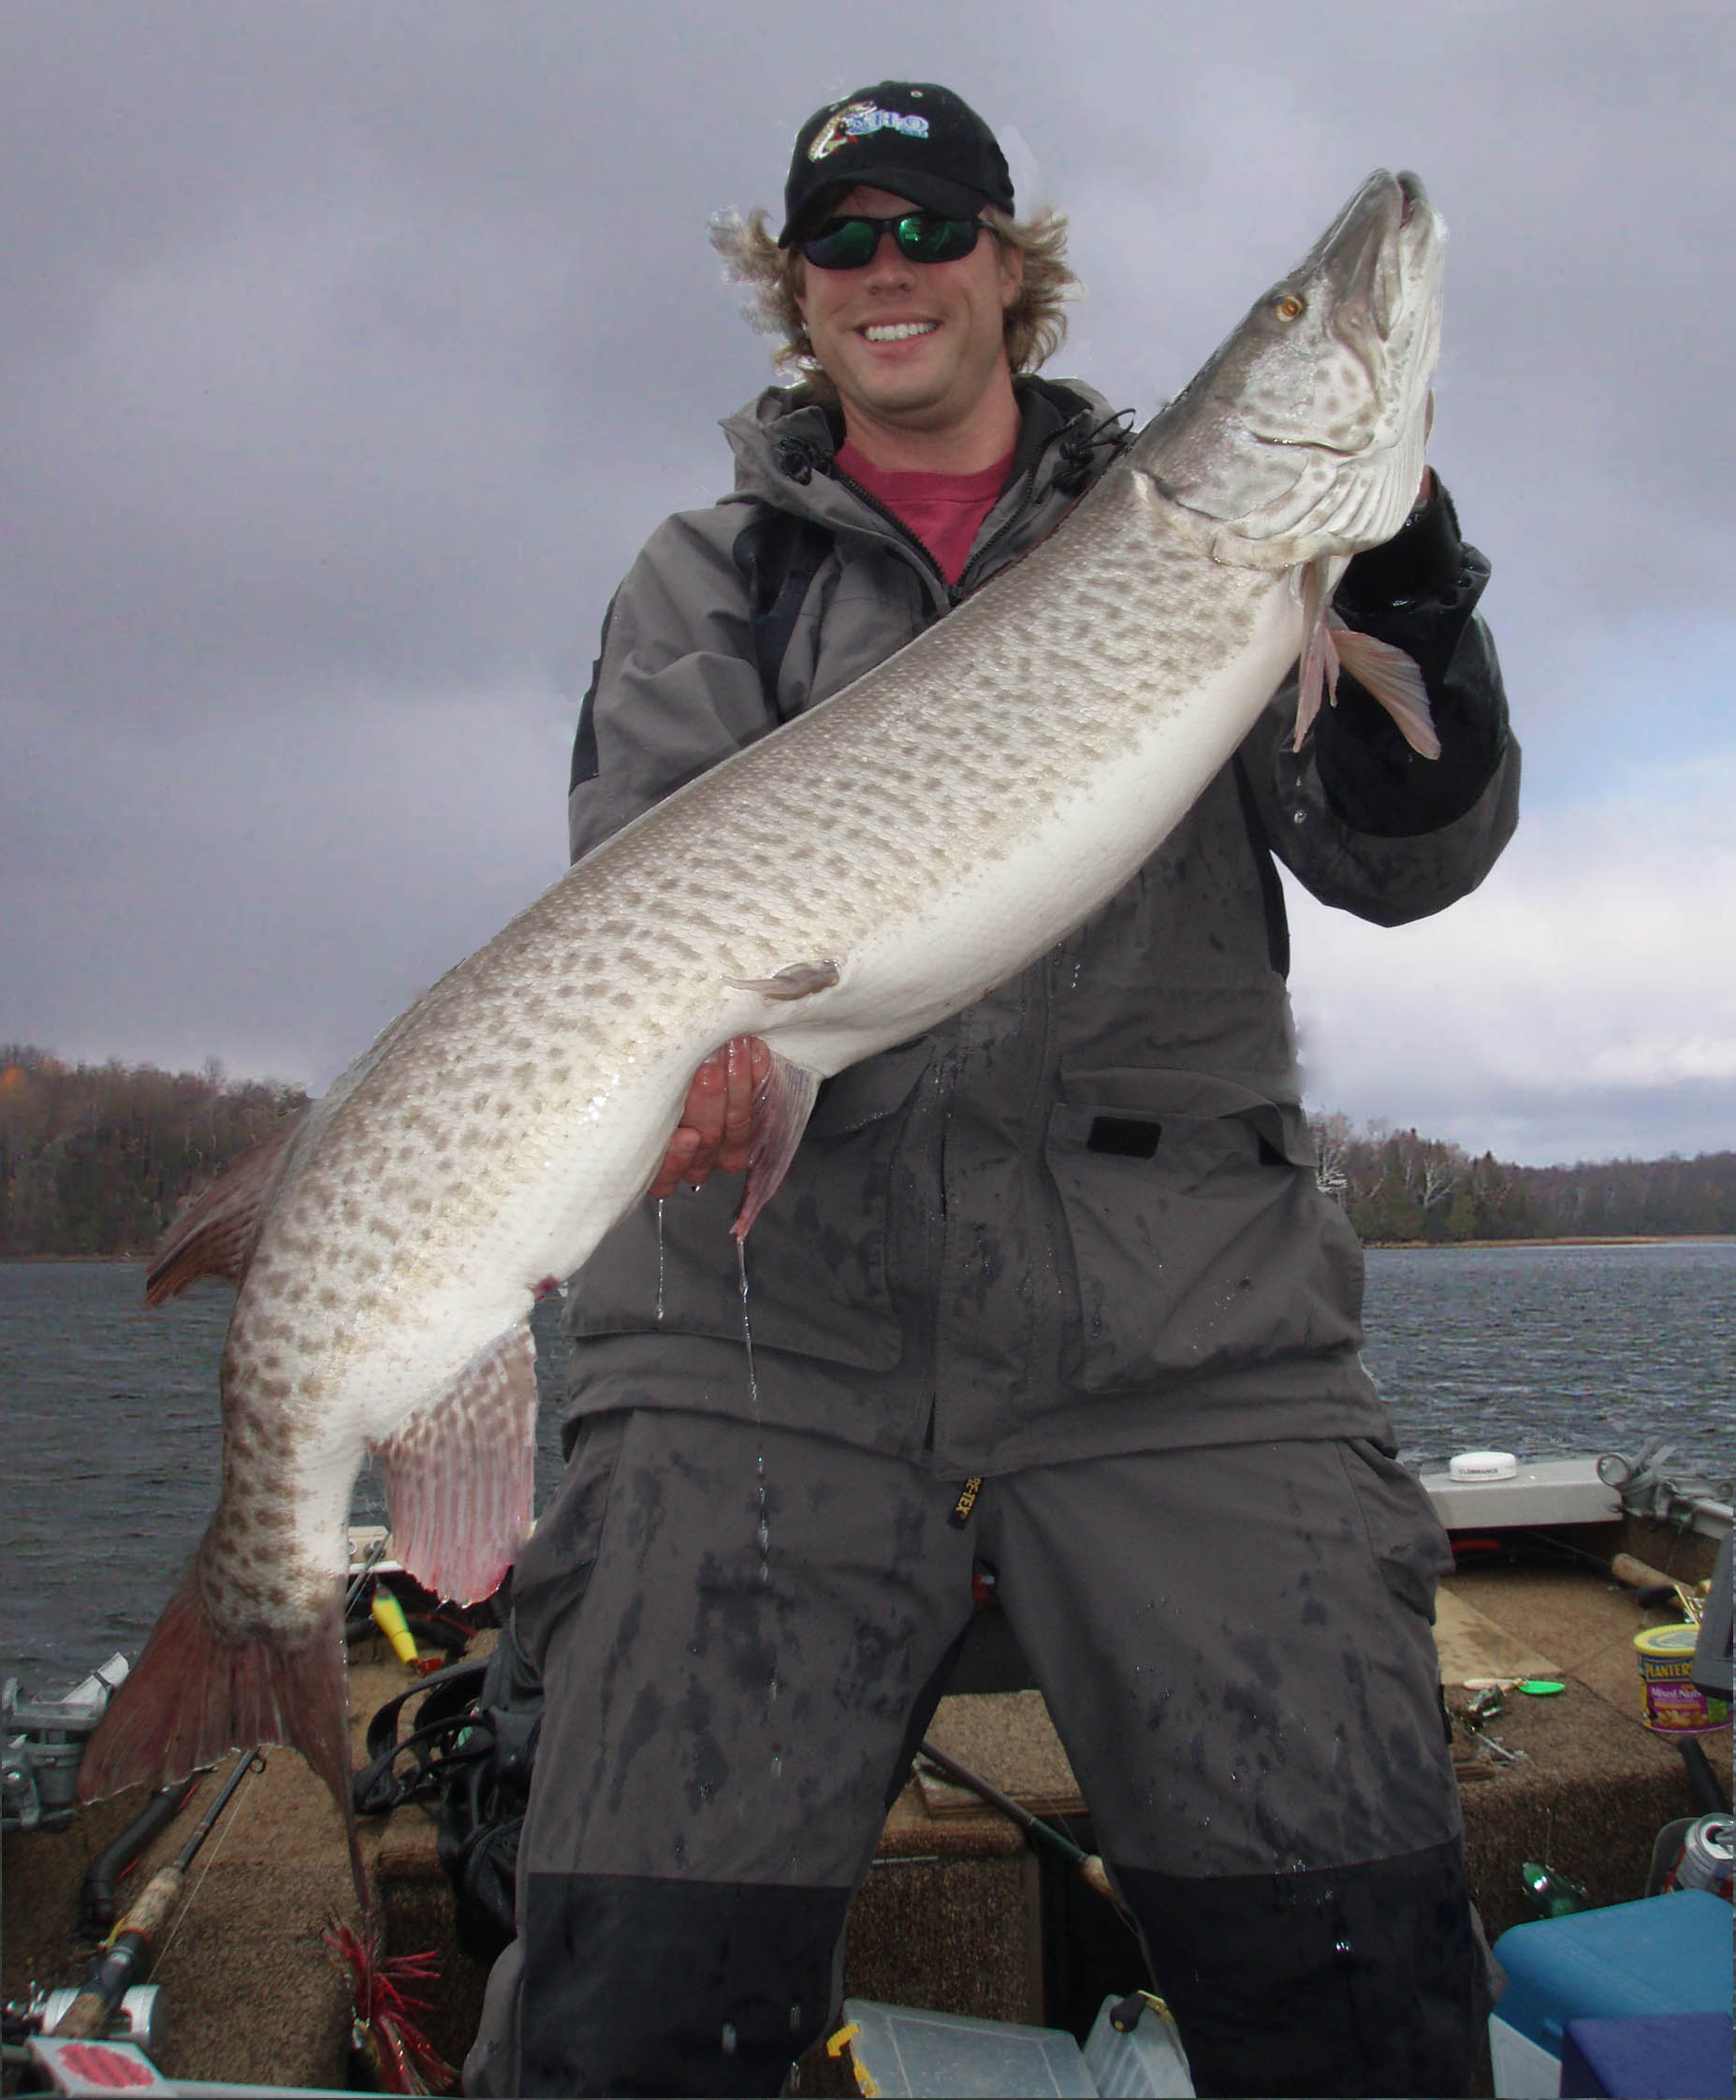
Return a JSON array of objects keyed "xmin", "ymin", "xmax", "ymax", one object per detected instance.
[
  {"xmin": 1489, "ymin": 1892, "xmax": 1733, "ymax": 2098},
  {"xmin": 1559, "ymin": 2012, "xmax": 1733, "ymax": 2098}
]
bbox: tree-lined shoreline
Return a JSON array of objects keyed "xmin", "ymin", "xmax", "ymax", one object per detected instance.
[
  {"xmin": 1, "ymin": 1045, "xmax": 309, "ymax": 1260},
  {"xmin": 1306, "ymin": 1112, "xmax": 1734, "ymax": 1244},
  {"xmin": 2, "ymin": 1045, "xmax": 1730, "ymax": 1256}
]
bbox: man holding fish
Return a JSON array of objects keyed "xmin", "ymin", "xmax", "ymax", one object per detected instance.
[{"xmin": 465, "ymin": 82, "xmax": 1518, "ymax": 2099}]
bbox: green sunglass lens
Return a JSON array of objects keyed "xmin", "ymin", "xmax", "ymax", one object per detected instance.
[
  {"xmin": 805, "ymin": 215, "xmax": 981, "ymax": 269},
  {"xmin": 807, "ymin": 220, "xmax": 876, "ymax": 268},
  {"xmin": 898, "ymin": 216, "xmax": 962, "ymax": 259},
  {"xmin": 911, "ymin": 213, "xmax": 978, "ymax": 259},
  {"xmin": 833, "ymin": 223, "xmax": 880, "ymax": 267}
]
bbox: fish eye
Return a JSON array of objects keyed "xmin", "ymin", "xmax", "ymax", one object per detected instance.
[{"xmin": 1275, "ymin": 295, "xmax": 1306, "ymax": 321}]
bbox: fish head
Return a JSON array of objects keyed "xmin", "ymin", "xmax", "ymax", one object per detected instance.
[{"xmin": 1133, "ymin": 169, "xmax": 1445, "ymax": 571}]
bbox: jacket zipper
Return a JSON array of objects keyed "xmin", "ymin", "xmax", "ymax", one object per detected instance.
[{"xmin": 827, "ymin": 467, "xmax": 951, "ymax": 597}]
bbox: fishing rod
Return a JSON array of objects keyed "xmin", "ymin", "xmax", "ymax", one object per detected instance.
[
  {"xmin": 915, "ymin": 1738, "xmax": 1128, "ymax": 1911},
  {"xmin": 50, "ymin": 1744, "xmax": 264, "ymax": 2041}
]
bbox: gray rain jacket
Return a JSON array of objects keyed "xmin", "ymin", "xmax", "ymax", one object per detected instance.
[{"xmin": 558, "ymin": 376, "xmax": 1519, "ymax": 1476}]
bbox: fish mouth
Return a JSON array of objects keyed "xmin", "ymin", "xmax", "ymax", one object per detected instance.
[{"xmin": 1328, "ymin": 170, "xmax": 1438, "ymax": 353}]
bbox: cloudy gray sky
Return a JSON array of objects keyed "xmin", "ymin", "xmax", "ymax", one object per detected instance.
[{"xmin": 5, "ymin": 0, "xmax": 1730, "ymax": 1166}]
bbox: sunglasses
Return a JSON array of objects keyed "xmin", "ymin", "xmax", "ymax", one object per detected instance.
[{"xmin": 800, "ymin": 211, "xmax": 995, "ymax": 271}]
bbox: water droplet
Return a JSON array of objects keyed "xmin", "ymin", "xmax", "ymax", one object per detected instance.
[
  {"xmin": 738, "ymin": 1238, "xmax": 773, "ymax": 1594},
  {"xmin": 790, "ymin": 2005, "xmax": 803, "ymax": 2034},
  {"xmin": 721, "ymin": 2021, "xmax": 737, "ymax": 2056},
  {"xmin": 771, "ymin": 1752, "xmax": 783, "ymax": 1777},
  {"xmin": 655, "ymin": 1199, "xmax": 666, "ymax": 1322}
]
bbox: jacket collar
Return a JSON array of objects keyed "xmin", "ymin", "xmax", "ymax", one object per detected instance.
[{"xmin": 721, "ymin": 372, "xmax": 1129, "ymax": 519}]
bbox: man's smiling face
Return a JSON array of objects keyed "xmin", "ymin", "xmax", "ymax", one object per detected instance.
[{"xmin": 793, "ymin": 185, "xmax": 1024, "ymax": 446}]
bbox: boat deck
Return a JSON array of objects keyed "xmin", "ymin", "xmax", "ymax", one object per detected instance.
[{"xmin": 4, "ymin": 1517, "xmax": 1725, "ymax": 2091}]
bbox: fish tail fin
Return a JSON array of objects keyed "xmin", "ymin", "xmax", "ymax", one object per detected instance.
[{"xmin": 78, "ymin": 1557, "xmax": 367, "ymax": 1909}]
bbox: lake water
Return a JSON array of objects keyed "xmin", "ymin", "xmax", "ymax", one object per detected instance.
[{"xmin": 3, "ymin": 1242, "xmax": 1731, "ymax": 1687}]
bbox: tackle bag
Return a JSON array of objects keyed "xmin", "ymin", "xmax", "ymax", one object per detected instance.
[{"xmin": 353, "ymin": 1620, "xmax": 544, "ymax": 1964}]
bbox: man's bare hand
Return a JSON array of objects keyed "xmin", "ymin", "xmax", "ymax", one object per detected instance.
[{"xmin": 649, "ymin": 1036, "xmax": 771, "ymax": 1199}]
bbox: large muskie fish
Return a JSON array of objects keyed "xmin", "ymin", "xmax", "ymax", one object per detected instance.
[{"xmin": 80, "ymin": 170, "xmax": 1447, "ymax": 1897}]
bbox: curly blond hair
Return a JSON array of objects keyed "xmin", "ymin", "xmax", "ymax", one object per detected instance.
[{"xmin": 708, "ymin": 204, "xmax": 1077, "ymax": 399}]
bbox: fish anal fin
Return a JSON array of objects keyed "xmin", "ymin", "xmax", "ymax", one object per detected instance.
[
  {"xmin": 77, "ymin": 1556, "xmax": 365, "ymax": 1908},
  {"xmin": 734, "ymin": 1050, "xmax": 822, "ymax": 1240},
  {"xmin": 1330, "ymin": 619, "xmax": 1441, "ymax": 758},
  {"xmin": 724, "ymin": 959, "xmax": 840, "ymax": 1002},
  {"xmin": 374, "ymin": 1325, "xmax": 537, "ymax": 1609},
  {"xmin": 145, "ymin": 1109, "xmax": 308, "ymax": 1306}
]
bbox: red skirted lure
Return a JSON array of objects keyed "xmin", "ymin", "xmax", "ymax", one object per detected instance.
[{"xmin": 323, "ymin": 1918, "xmax": 456, "ymax": 2095}]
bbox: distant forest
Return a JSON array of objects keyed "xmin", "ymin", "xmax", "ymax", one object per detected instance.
[
  {"xmin": 1, "ymin": 1046, "xmax": 310, "ymax": 1260},
  {"xmin": 1306, "ymin": 1112, "xmax": 1734, "ymax": 1245},
  {"xmin": 1, "ymin": 1045, "xmax": 1731, "ymax": 1258}
]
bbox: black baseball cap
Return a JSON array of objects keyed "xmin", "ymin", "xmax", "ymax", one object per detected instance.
[{"xmin": 777, "ymin": 82, "xmax": 1014, "ymax": 246}]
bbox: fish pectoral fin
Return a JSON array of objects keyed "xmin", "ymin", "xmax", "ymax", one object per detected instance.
[
  {"xmin": 373, "ymin": 1324, "xmax": 538, "ymax": 1609},
  {"xmin": 1291, "ymin": 556, "xmax": 1342, "ymax": 752},
  {"xmin": 723, "ymin": 958, "xmax": 841, "ymax": 1001},
  {"xmin": 734, "ymin": 1051, "xmax": 823, "ymax": 1241},
  {"xmin": 144, "ymin": 1107, "xmax": 309, "ymax": 1305},
  {"xmin": 77, "ymin": 1557, "xmax": 365, "ymax": 1909},
  {"xmin": 1329, "ymin": 618, "xmax": 1441, "ymax": 758}
]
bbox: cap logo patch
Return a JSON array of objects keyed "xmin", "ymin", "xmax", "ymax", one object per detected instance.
[{"xmin": 808, "ymin": 101, "xmax": 930, "ymax": 163}]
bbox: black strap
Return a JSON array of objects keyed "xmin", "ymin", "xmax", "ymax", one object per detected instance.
[
  {"xmin": 732, "ymin": 510, "xmax": 835, "ymax": 722},
  {"xmin": 352, "ymin": 1658, "xmax": 492, "ymax": 1816}
]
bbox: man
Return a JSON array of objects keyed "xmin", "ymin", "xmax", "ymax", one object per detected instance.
[{"xmin": 468, "ymin": 83, "xmax": 1517, "ymax": 2098}]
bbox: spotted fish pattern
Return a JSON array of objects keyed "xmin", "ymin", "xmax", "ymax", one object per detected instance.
[{"xmin": 78, "ymin": 172, "xmax": 1446, "ymax": 1907}]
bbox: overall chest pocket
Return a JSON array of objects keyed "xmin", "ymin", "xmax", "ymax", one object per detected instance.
[{"xmin": 1043, "ymin": 1067, "xmax": 1364, "ymax": 1393}]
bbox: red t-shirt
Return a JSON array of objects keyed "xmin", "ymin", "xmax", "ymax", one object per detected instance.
[{"xmin": 835, "ymin": 440, "xmax": 1015, "ymax": 586}]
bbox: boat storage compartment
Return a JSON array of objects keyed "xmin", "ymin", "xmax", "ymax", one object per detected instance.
[{"xmin": 1487, "ymin": 1891, "xmax": 1734, "ymax": 2099}]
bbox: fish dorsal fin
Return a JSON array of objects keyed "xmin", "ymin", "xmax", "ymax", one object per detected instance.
[
  {"xmin": 144, "ymin": 1108, "xmax": 309, "ymax": 1306},
  {"xmin": 734, "ymin": 1049, "xmax": 823, "ymax": 1240},
  {"xmin": 372, "ymin": 1324, "xmax": 539, "ymax": 1608}
]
